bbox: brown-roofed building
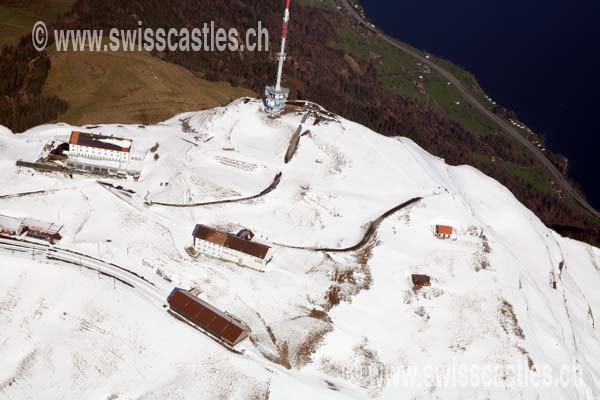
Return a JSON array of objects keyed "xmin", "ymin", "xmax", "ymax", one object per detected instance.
[
  {"xmin": 21, "ymin": 218, "xmax": 63, "ymax": 244},
  {"xmin": 434, "ymin": 225, "xmax": 454, "ymax": 240},
  {"xmin": 411, "ymin": 274, "xmax": 431, "ymax": 290},
  {"xmin": 192, "ymin": 224, "xmax": 273, "ymax": 272},
  {"xmin": 167, "ymin": 288, "xmax": 251, "ymax": 348},
  {"xmin": 0, "ymin": 215, "xmax": 62, "ymax": 244}
]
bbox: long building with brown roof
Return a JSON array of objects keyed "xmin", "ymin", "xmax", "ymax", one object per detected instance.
[
  {"xmin": 192, "ymin": 224, "xmax": 273, "ymax": 271},
  {"xmin": 167, "ymin": 288, "xmax": 251, "ymax": 348}
]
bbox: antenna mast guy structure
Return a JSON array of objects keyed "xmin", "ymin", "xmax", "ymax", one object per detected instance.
[{"xmin": 264, "ymin": 0, "xmax": 291, "ymax": 117}]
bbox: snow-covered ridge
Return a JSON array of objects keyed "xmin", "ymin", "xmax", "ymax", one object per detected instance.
[{"xmin": 0, "ymin": 98, "xmax": 599, "ymax": 399}]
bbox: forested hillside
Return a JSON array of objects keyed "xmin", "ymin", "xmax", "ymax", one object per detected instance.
[{"xmin": 0, "ymin": 40, "xmax": 67, "ymax": 131}]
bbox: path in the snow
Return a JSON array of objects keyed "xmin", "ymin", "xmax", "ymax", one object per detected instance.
[
  {"xmin": 273, "ymin": 196, "xmax": 422, "ymax": 252},
  {"xmin": 146, "ymin": 172, "xmax": 283, "ymax": 208}
]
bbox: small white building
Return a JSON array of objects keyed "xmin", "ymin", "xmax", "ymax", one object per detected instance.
[
  {"xmin": 192, "ymin": 225, "xmax": 273, "ymax": 272},
  {"xmin": 0, "ymin": 215, "xmax": 24, "ymax": 235}
]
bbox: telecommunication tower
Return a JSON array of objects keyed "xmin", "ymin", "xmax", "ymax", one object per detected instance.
[{"xmin": 264, "ymin": 0, "xmax": 292, "ymax": 117}]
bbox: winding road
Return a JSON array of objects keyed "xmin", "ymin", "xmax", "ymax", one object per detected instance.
[
  {"xmin": 274, "ymin": 196, "xmax": 422, "ymax": 252},
  {"xmin": 339, "ymin": 0, "xmax": 600, "ymax": 220},
  {"xmin": 147, "ymin": 172, "xmax": 283, "ymax": 208}
]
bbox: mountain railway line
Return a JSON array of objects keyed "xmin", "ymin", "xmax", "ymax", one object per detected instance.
[
  {"xmin": 0, "ymin": 235, "xmax": 167, "ymax": 305},
  {"xmin": 0, "ymin": 235, "xmax": 259, "ymax": 353}
]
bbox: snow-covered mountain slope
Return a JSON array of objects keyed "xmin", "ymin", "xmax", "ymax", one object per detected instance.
[{"xmin": 1, "ymin": 98, "xmax": 599, "ymax": 399}]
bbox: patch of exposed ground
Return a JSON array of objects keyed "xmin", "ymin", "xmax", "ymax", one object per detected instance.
[
  {"xmin": 292, "ymin": 320, "xmax": 334, "ymax": 369},
  {"xmin": 320, "ymin": 337, "xmax": 391, "ymax": 395},
  {"xmin": 0, "ymin": 348, "xmax": 40, "ymax": 393},
  {"xmin": 322, "ymin": 236, "xmax": 375, "ymax": 312},
  {"xmin": 250, "ymin": 312, "xmax": 292, "ymax": 370},
  {"xmin": 468, "ymin": 226, "xmax": 491, "ymax": 272},
  {"xmin": 498, "ymin": 299, "xmax": 525, "ymax": 340},
  {"xmin": 498, "ymin": 299, "xmax": 536, "ymax": 371}
]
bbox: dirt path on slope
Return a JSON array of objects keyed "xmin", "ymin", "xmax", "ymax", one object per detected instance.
[
  {"xmin": 284, "ymin": 125, "xmax": 304, "ymax": 164},
  {"xmin": 273, "ymin": 196, "xmax": 422, "ymax": 252},
  {"xmin": 147, "ymin": 172, "xmax": 282, "ymax": 208},
  {"xmin": 0, "ymin": 188, "xmax": 61, "ymax": 199}
]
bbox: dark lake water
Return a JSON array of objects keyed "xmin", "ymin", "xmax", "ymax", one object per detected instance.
[{"xmin": 359, "ymin": 0, "xmax": 600, "ymax": 209}]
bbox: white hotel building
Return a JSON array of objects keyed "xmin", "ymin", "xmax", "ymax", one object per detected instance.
[
  {"xmin": 192, "ymin": 225, "xmax": 273, "ymax": 272},
  {"xmin": 67, "ymin": 131, "xmax": 143, "ymax": 177}
]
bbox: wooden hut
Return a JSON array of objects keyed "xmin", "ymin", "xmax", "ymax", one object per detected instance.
[
  {"xmin": 412, "ymin": 274, "xmax": 431, "ymax": 290},
  {"xmin": 434, "ymin": 225, "xmax": 454, "ymax": 240},
  {"xmin": 21, "ymin": 218, "xmax": 63, "ymax": 244}
]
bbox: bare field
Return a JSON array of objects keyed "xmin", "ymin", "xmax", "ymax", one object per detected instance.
[{"xmin": 43, "ymin": 47, "xmax": 255, "ymax": 125}]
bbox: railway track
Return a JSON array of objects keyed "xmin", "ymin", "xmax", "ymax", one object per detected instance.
[
  {"xmin": 0, "ymin": 235, "xmax": 254, "ymax": 353},
  {"xmin": 0, "ymin": 235, "xmax": 167, "ymax": 305}
]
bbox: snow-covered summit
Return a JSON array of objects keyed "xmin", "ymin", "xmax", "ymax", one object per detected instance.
[{"xmin": 0, "ymin": 98, "xmax": 599, "ymax": 399}]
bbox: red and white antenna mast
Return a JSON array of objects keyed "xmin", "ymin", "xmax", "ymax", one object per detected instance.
[
  {"xmin": 275, "ymin": 0, "xmax": 291, "ymax": 91},
  {"xmin": 264, "ymin": 0, "xmax": 292, "ymax": 117}
]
